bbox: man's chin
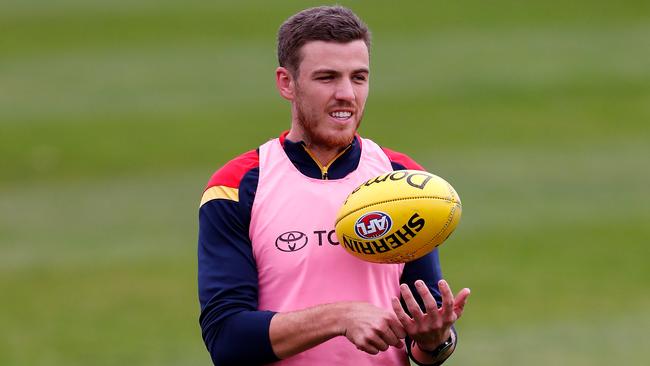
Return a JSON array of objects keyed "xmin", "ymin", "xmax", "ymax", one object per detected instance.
[
  {"xmin": 297, "ymin": 111, "xmax": 361, "ymax": 149},
  {"xmin": 307, "ymin": 128, "xmax": 356, "ymax": 150},
  {"xmin": 322, "ymin": 131, "xmax": 356, "ymax": 149}
]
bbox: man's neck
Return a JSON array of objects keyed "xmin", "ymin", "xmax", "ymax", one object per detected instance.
[
  {"xmin": 301, "ymin": 143, "xmax": 347, "ymax": 167},
  {"xmin": 285, "ymin": 126, "xmax": 354, "ymax": 167}
]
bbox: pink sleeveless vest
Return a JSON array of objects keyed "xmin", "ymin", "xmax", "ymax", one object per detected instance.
[{"xmin": 250, "ymin": 137, "xmax": 408, "ymax": 366}]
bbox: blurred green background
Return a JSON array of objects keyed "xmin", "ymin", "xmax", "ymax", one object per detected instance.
[{"xmin": 1, "ymin": 1, "xmax": 649, "ymax": 365}]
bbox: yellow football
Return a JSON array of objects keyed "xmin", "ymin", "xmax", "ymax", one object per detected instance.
[{"xmin": 334, "ymin": 170, "xmax": 462, "ymax": 264}]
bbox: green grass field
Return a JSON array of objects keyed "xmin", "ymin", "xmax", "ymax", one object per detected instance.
[{"xmin": 1, "ymin": 1, "xmax": 649, "ymax": 365}]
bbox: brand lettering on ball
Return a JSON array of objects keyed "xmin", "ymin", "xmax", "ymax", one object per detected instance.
[
  {"xmin": 354, "ymin": 211, "xmax": 393, "ymax": 239},
  {"xmin": 350, "ymin": 171, "xmax": 433, "ymax": 195},
  {"xmin": 343, "ymin": 213, "xmax": 425, "ymax": 255}
]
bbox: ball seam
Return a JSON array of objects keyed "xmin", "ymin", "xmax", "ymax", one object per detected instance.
[
  {"xmin": 428, "ymin": 202, "xmax": 460, "ymax": 241},
  {"xmin": 335, "ymin": 196, "xmax": 461, "ymax": 227}
]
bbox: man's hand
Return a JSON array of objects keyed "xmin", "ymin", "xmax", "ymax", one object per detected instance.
[
  {"xmin": 270, "ymin": 301, "xmax": 407, "ymax": 359},
  {"xmin": 391, "ymin": 279, "xmax": 470, "ymax": 352},
  {"xmin": 338, "ymin": 302, "xmax": 407, "ymax": 355}
]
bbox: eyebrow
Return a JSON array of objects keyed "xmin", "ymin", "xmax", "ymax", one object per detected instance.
[{"xmin": 311, "ymin": 68, "xmax": 370, "ymax": 76}]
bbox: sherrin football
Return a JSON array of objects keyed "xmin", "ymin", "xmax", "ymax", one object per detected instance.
[{"xmin": 334, "ymin": 170, "xmax": 462, "ymax": 264}]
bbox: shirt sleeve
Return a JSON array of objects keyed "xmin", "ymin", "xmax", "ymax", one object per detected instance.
[{"xmin": 198, "ymin": 155, "xmax": 280, "ymax": 365}]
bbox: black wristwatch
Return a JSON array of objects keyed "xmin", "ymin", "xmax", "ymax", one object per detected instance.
[
  {"xmin": 409, "ymin": 335, "xmax": 455, "ymax": 366},
  {"xmin": 426, "ymin": 335, "xmax": 454, "ymax": 358}
]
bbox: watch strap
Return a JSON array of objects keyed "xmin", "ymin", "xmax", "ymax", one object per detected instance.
[{"xmin": 407, "ymin": 333, "xmax": 456, "ymax": 366}]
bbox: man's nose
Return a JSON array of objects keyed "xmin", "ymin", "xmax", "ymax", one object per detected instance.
[{"xmin": 334, "ymin": 79, "xmax": 355, "ymax": 102}]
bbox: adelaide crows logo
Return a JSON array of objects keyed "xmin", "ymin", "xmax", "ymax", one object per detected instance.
[
  {"xmin": 354, "ymin": 212, "xmax": 393, "ymax": 240},
  {"xmin": 275, "ymin": 231, "xmax": 308, "ymax": 252}
]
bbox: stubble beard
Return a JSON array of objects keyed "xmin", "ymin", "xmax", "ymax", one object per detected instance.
[{"xmin": 295, "ymin": 94, "xmax": 363, "ymax": 151}]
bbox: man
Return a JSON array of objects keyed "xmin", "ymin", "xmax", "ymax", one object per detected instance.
[{"xmin": 198, "ymin": 6, "xmax": 470, "ymax": 366}]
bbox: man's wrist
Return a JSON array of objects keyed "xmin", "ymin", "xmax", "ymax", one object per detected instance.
[
  {"xmin": 409, "ymin": 331, "xmax": 457, "ymax": 366},
  {"xmin": 416, "ymin": 329, "xmax": 452, "ymax": 352}
]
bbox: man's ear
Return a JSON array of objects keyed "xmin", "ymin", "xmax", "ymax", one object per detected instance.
[{"xmin": 276, "ymin": 67, "xmax": 295, "ymax": 101}]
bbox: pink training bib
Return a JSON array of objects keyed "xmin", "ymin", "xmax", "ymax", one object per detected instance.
[{"xmin": 250, "ymin": 137, "xmax": 408, "ymax": 366}]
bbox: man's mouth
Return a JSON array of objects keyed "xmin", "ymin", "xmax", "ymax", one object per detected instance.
[{"xmin": 329, "ymin": 111, "xmax": 353, "ymax": 120}]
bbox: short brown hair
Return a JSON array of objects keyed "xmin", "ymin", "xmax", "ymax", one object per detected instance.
[{"xmin": 277, "ymin": 6, "xmax": 371, "ymax": 76}]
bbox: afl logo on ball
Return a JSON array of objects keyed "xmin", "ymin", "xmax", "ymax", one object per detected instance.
[{"xmin": 354, "ymin": 212, "xmax": 393, "ymax": 240}]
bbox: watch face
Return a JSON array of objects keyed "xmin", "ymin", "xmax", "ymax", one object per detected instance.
[
  {"xmin": 431, "ymin": 336, "xmax": 454, "ymax": 357},
  {"xmin": 440, "ymin": 340, "xmax": 452, "ymax": 350}
]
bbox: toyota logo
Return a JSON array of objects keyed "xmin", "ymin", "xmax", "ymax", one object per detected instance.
[{"xmin": 275, "ymin": 231, "xmax": 308, "ymax": 252}]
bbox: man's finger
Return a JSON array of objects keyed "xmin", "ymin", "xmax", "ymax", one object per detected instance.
[
  {"xmin": 391, "ymin": 297, "xmax": 413, "ymax": 332},
  {"xmin": 366, "ymin": 334, "xmax": 389, "ymax": 353},
  {"xmin": 415, "ymin": 280, "xmax": 439, "ymax": 316},
  {"xmin": 453, "ymin": 288, "xmax": 471, "ymax": 318},
  {"xmin": 400, "ymin": 284, "xmax": 424, "ymax": 321},
  {"xmin": 439, "ymin": 279, "xmax": 455, "ymax": 321},
  {"xmin": 387, "ymin": 307, "xmax": 407, "ymax": 339},
  {"xmin": 378, "ymin": 323, "xmax": 403, "ymax": 349},
  {"xmin": 357, "ymin": 343, "xmax": 379, "ymax": 355}
]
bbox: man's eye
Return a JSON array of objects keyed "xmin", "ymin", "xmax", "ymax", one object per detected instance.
[
  {"xmin": 353, "ymin": 75, "xmax": 367, "ymax": 82},
  {"xmin": 316, "ymin": 76, "xmax": 333, "ymax": 81}
]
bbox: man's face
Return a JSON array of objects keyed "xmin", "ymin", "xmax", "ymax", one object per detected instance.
[{"xmin": 292, "ymin": 40, "xmax": 369, "ymax": 149}]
